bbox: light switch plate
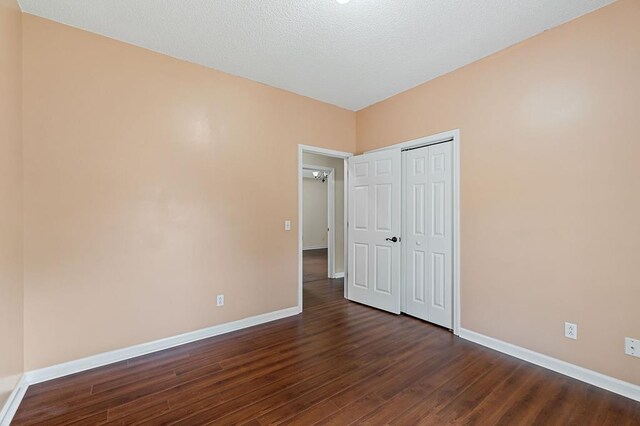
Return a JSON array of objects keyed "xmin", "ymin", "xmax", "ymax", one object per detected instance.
[{"xmin": 284, "ymin": 220, "xmax": 291, "ymax": 231}]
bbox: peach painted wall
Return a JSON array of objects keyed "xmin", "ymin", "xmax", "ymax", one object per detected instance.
[
  {"xmin": 357, "ymin": 0, "xmax": 640, "ymax": 385},
  {"xmin": 22, "ymin": 14, "xmax": 355, "ymax": 370},
  {"xmin": 0, "ymin": 0, "xmax": 23, "ymax": 404}
]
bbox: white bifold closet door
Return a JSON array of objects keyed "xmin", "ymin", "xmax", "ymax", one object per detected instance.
[
  {"xmin": 347, "ymin": 148, "xmax": 402, "ymax": 314},
  {"xmin": 403, "ymin": 142, "xmax": 453, "ymax": 328}
]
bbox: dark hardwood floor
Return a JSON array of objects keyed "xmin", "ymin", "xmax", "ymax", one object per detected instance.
[
  {"xmin": 302, "ymin": 249, "xmax": 344, "ymax": 310},
  {"xmin": 13, "ymin": 249, "xmax": 640, "ymax": 425}
]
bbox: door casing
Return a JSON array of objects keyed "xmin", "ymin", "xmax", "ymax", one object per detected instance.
[
  {"xmin": 302, "ymin": 164, "xmax": 335, "ymax": 278},
  {"xmin": 298, "ymin": 129, "xmax": 460, "ymax": 335},
  {"xmin": 298, "ymin": 145, "xmax": 353, "ymax": 312}
]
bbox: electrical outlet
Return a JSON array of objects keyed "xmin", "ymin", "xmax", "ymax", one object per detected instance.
[
  {"xmin": 564, "ymin": 322, "xmax": 577, "ymax": 340},
  {"xmin": 216, "ymin": 295, "xmax": 224, "ymax": 307},
  {"xmin": 625, "ymin": 337, "xmax": 639, "ymax": 358}
]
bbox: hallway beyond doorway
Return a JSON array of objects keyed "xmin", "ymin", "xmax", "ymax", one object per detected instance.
[{"xmin": 303, "ymin": 249, "xmax": 343, "ymax": 309}]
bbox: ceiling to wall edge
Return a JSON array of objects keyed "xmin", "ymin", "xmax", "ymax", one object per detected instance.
[{"xmin": 14, "ymin": 2, "xmax": 613, "ymax": 112}]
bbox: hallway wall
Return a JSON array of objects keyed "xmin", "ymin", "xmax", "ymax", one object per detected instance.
[{"xmin": 303, "ymin": 178, "xmax": 328, "ymax": 250}]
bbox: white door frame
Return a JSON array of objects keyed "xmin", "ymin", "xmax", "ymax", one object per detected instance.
[
  {"xmin": 366, "ymin": 129, "xmax": 461, "ymax": 335},
  {"xmin": 298, "ymin": 145, "xmax": 353, "ymax": 312},
  {"xmin": 302, "ymin": 164, "xmax": 335, "ymax": 278}
]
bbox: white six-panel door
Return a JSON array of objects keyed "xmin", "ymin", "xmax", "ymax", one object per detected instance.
[
  {"xmin": 402, "ymin": 143, "xmax": 453, "ymax": 328},
  {"xmin": 347, "ymin": 149, "xmax": 402, "ymax": 314}
]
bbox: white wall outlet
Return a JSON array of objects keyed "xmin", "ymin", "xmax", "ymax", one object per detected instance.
[
  {"xmin": 216, "ymin": 294, "xmax": 224, "ymax": 307},
  {"xmin": 284, "ymin": 220, "xmax": 291, "ymax": 231},
  {"xmin": 625, "ymin": 337, "xmax": 639, "ymax": 358},
  {"xmin": 564, "ymin": 322, "xmax": 577, "ymax": 340}
]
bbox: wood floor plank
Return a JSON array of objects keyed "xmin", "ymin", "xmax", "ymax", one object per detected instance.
[
  {"xmin": 314, "ymin": 393, "xmax": 385, "ymax": 425},
  {"xmin": 455, "ymin": 361, "xmax": 543, "ymax": 424},
  {"xmin": 410, "ymin": 356, "xmax": 524, "ymax": 424},
  {"xmin": 277, "ymin": 399, "xmax": 341, "ymax": 425},
  {"xmin": 363, "ymin": 352, "xmax": 496, "ymax": 424},
  {"xmin": 101, "ymin": 400, "xmax": 171, "ymax": 425},
  {"xmin": 116, "ymin": 314, "xmax": 405, "ymax": 424},
  {"xmin": 162, "ymin": 322, "xmax": 429, "ymax": 424},
  {"xmin": 247, "ymin": 331, "xmax": 442, "ymax": 425},
  {"xmin": 124, "ymin": 315, "xmax": 414, "ymax": 424},
  {"xmin": 12, "ymin": 249, "xmax": 640, "ymax": 425}
]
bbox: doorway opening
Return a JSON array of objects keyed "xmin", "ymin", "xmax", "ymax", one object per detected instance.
[
  {"xmin": 298, "ymin": 146, "xmax": 352, "ymax": 311},
  {"xmin": 302, "ymin": 165, "xmax": 335, "ymax": 279}
]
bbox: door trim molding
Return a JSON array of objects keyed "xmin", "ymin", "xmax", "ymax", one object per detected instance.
[
  {"xmin": 459, "ymin": 328, "xmax": 640, "ymax": 402},
  {"xmin": 298, "ymin": 145, "xmax": 353, "ymax": 311},
  {"xmin": 366, "ymin": 129, "xmax": 461, "ymax": 335}
]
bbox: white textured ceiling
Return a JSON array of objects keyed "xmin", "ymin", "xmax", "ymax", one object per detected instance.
[{"xmin": 18, "ymin": 0, "xmax": 614, "ymax": 111}]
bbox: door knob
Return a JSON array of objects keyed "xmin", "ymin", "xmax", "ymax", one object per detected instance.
[{"xmin": 385, "ymin": 237, "xmax": 399, "ymax": 243}]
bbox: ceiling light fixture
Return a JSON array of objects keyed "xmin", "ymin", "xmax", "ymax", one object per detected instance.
[
  {"xmin": 312, "ymin": 171, "xmax": 330, "ymax": 183},
  {"xmin": 336, "ymin": 0, "xmax": 350, "ymax": 4}
]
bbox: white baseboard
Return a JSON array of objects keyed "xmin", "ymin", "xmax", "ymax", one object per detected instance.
[
  {"xmin": 459, "ymin": 328, "xmax": 640, "ymax": 402},
  {"xmin": 331, "ymin": 272, "xmax": 345, "ymax": 279},
  {"xmin": 1, "ymin": 306, "xmax": 299, "ymax": 423},
  {"xmin": 25, "ymin": 306, "xmax": 300, "ymax": 385},
  {"xmin": 0, "ymin": 306, "xmax": 296, "ymax": 423},
  {"xmin": 303, "ymin": 245, "xmax": 328, "ymax": 251},
  {"xmin": 0, "ymin": 375, "xmax": 28, "ymax": 426}
]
